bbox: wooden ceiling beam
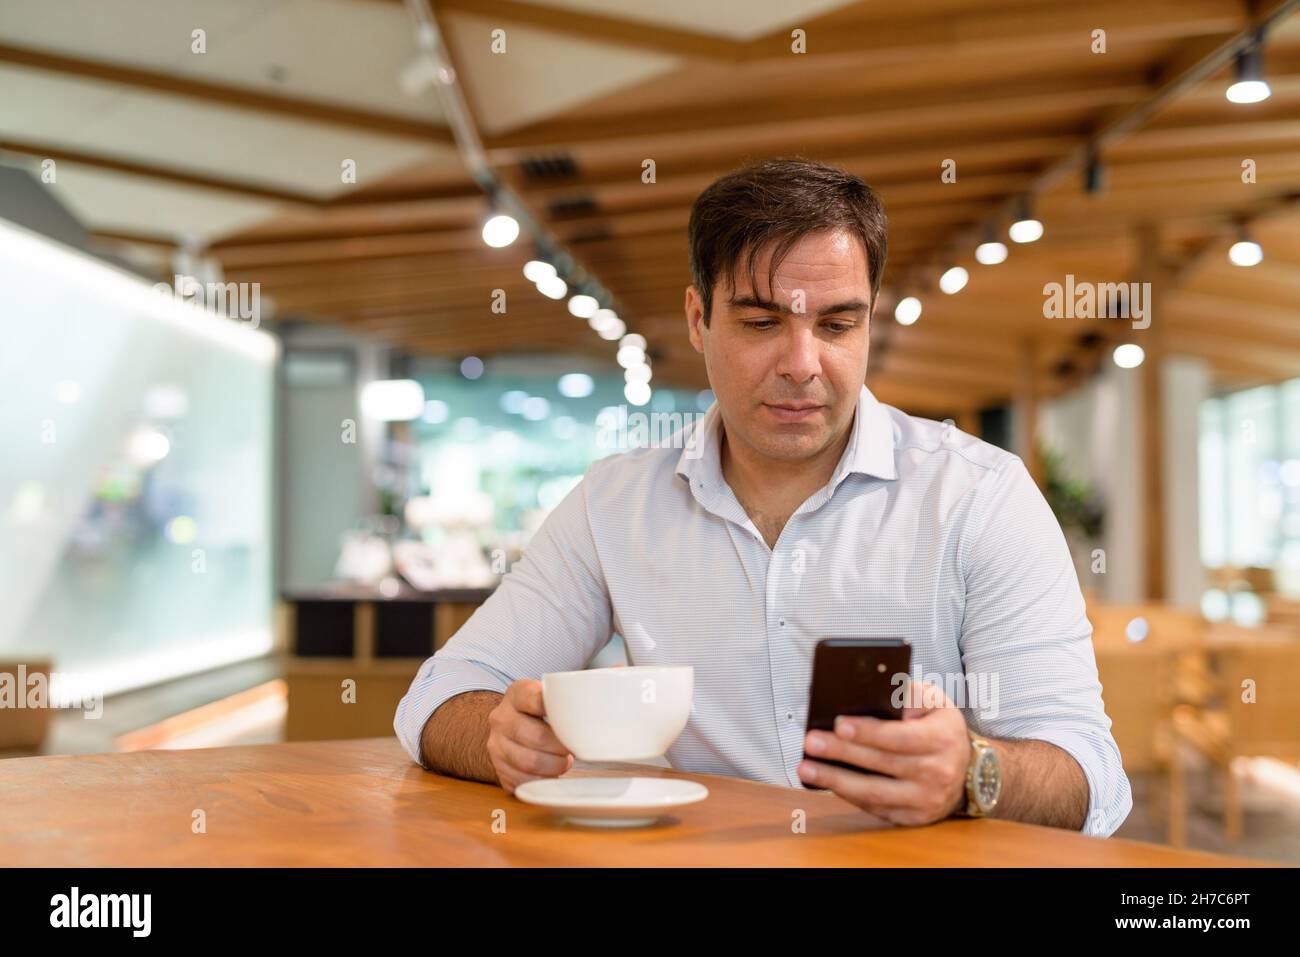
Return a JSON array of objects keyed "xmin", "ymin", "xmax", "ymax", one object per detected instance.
[
  {"xmin": 399, "ymin": 0, "xmax": 1243, "ymax": 74},
  {"xmin": 494, "ymin": 133, "xmax": 1081, "ymax": 202},
  {"xmin": 483, "ymin": 73, "xmax": 1148, "ymax": 153},
  {"xmin": 432, "ymin": 0, "xmax": 738, "ymax": 60},
  {"xmin": 0, "ymin": 136, "xmax": 320, "ymax": 205},
  {"xmin": 737, "ymin": 0, "xmax": 1243, "ymax": 63},
  {"xmin": 901, "ymin": 0, "xmax": 1300, "ymax": 294},
  {"xmin": 1168, "ymin": 330, "xmax": 1300, "ymax": 377}
]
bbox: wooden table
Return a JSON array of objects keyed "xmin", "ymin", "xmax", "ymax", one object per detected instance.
[{"xmin": 0, "ymin": 737, "xmax": 1265, "ymax": 867}]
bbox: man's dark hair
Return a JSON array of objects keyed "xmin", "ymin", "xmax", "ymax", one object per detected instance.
[{"xmin": 687, "ymin": 157, "xmax": 888, "ymax": 325}]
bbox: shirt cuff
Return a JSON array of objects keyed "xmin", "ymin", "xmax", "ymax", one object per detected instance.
[
  {"xmin": 1025, "ymin": 728, "xmax": 1134, "ymax": 837},
  {"xmin": 394, "ymin": 656, "xmax": 512, "ymax": 769}
]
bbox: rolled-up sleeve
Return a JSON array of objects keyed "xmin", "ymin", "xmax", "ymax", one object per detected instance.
[
  {"xmin": 393, "ymin": 460, "xmax": 614, "ymax": 767},
  {"xmin": 958, "ymin": 455, "xmax": 1133, "ymax": 837}
]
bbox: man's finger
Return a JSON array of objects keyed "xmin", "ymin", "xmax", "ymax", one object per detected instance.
[
  {"xmin": 837, "ymin": 714, "xmax": 946, "ymax": 754},
  {"xmin": 496, "ymin": 733, "xmax": 570, "ymax": 778},
  {"xmin": 499, "ymin": 753, "xmax": 575, "ymax": 797},
  {"xmin": 804, "ymin": 729, "xmax": 919, "ymax": 778},
  {"xmin": 899, "ymin": 678, "xmax": 958, "ymax": 718},
  {"xmin": 509, "ymin": 712, "xmax": 572, "ymax": 757},
  {"xmin": 798, "ymin": 758, "xmax": 920, "ymax": 808},
  {"xmin": 508, "ymin": 679, "xmax": 546, "ymax": 717}
]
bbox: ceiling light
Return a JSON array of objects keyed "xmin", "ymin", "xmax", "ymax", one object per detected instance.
[
  {"xmin": 617, "ymin": 345, "xmax": 645, "ymax": 368},
  {"xmin": 523, "ymin": 260, "xmax": 555, "ymax": 283},
  {"xmin": 597, "ymin": 318, "xmax": 625, "ymax": 340},
  {"xmin": 894, "ymin": 296, "xmax": 922, "ymax": 325},
  {"xmin": 567, "ymin": 294, "xmax": 599, "ymax": 318},
  {"xmin": 481, "ymin": 213, "xmax": 519, "ymax": 248},
  {"xmin": 1227, "ymin": 36, "xmax": 1271, "ymax": 103},
  {"xmin": 939, "ymin": 267, "xmax": 968, "ymax": 294},
  {"xmin": 1009, "ymin": 198, "xmax": 1043, "ymax": 243},
  {"xmin": 1113, "ymin": 343, "xmax": 1145, "ymax": 369},
  {"xmin": 536, "ymin": 275, "xmax": 568, "ymax": 300}
]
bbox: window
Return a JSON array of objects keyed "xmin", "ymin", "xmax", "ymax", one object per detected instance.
[{"xmin": 1200, "ymin": 379, "xmax": 1300, "ymax": 599}]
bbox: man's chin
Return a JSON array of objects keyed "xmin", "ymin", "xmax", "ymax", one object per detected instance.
[{"xmin": 749, "ymin": 431, "xmax": 828, "ymax": 462}]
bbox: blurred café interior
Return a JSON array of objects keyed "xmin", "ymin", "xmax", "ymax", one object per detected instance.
[{"xmin": 2, "ymin": 0, "xmax": 1299, "ymax": 862}]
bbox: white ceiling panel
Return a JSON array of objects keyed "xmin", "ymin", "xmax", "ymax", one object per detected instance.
[
  {"xmin": 498, "ymin": 0, "xmax": 861, "ymax": 41},
  {"xmin": 191, "ymin": 0, "xmax": 446, "ymax": 122},
  {"xmin": 447, "ymin": 12, "xmax": 680, "ymax": 135},
  {"xmin": 0, "ymin": 65, "xmax": 456, "ymax": 203},
  {"xmin": 0, "ymin": 0, "xmax": 266, "ymax": 71},
  {"xmin": 0, "ymin": 65, "xmax": 134, "ymax": 137},
  {"xmin": 42, "ymin": 165, "xmax": 279, "ymax": 240},
  {"xmin": 0, "ymin": 0, "xmax": 444, "ymax": 121},
  {"xmin": 72, "ymin": 90, "xmax": 454, "ymax": 198}
]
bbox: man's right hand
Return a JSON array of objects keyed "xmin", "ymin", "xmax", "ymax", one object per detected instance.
[{"xmin": 487, "ymin": 679, "xmax": 574, "ymax": 794}]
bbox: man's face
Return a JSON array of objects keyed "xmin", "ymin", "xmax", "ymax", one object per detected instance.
[{"xmin": 685, "ymin": 228, "xmax": 872, "ymax": 465}]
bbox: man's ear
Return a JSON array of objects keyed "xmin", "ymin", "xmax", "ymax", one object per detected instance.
[{"xmin": 685, "ymin": 285, "xmax": 707, "ymax": 354}]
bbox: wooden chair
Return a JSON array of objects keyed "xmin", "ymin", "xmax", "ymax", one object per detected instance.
[
  {"xmin": 1240, "ymin": 566, "xmax": 1276, "ymax": 595},
  {"xmin": 1092, "ymin": 641, "xmax": 1178, "ymax": 774},
  {"xmin": 1088, "ymin": 603, "xmax": 1204, "ymax": 652},
  {"xmin": 1087, "ymin": 605, "xmax": 1205, "ymax": 839},
  {"xmin": 1168, "ymin": 637, "xmax": 1300, "ymax": 845},
  {"xmin": 1207, "ymin": 565, "xmax": 1275, "ymax": 595},
  {"xmin": 0, "ymin": 661, "xmax": 54, "ymax": 757},
  {"xmin": 1265, "ymin": 596, "xmax": 1300, "ymax": 629}
]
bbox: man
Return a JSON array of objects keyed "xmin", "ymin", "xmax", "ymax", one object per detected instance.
[{"xmin": 395, "ymin": 158, "xmax": 1132, "ymax": 835}]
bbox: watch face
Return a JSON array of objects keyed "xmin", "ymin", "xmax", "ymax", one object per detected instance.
[{"xmin": 974, "ymin": 750, "xmax": 1001, "ymax": 811}]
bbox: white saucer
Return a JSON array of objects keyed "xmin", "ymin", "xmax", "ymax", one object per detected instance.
[{"xmin": 515, "ymin": 776, "xmax": 709, "ymax": 827}]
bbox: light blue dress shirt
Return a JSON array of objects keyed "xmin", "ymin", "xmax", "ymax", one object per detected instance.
[{"xmin": 395, "ymin": 385, "xmax": 1132, "ymax": 836}]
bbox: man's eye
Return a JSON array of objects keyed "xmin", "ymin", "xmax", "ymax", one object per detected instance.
[
  {"xmin": 744, "ymin": 319, "xmax": 778, "ymax": 330},
  {"xmin": 825, "ymin": 323, "xmax": 854, "ymax": 334}
]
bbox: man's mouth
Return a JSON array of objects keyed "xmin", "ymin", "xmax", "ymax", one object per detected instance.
[{"xmin": 763, "ymin": 402, "xmax": 825, "ymax": 423}]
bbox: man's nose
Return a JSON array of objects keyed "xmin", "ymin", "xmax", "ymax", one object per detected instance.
[{"xmin": 775, "ymin": 323, "xmax": 822, "ymax": 383}]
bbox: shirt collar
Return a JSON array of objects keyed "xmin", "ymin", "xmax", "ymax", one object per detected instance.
[{"xmin": 675, "ymin": 384, "xmax": 898, "ymax": 494}]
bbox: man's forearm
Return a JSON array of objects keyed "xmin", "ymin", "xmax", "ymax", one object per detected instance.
[
  {"xmin": 984, "ymin": 738, "xmax": 1089, "ymax": 831},
  {"xmin": 419, "ymin": 690, "xmax": 502, "ymax": 783}
]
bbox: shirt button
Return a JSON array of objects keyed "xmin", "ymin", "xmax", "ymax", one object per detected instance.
[
  {"xmin": 779, "ymin": 618, "xmax": 785, "ymax": 627},
  {"xmin": 786, "ymin": 711, "xmax": 794, "ymax": 721}
]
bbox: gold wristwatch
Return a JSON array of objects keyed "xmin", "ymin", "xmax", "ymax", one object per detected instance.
[{"xmin": 957, "ymin": 727, "xmax": 1001, "ymax": 817}]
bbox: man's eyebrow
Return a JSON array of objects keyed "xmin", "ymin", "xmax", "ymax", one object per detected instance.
[
  {"xmin": 727, "ymin": 294, "xmax": 871, "ymax": 318},
  {"xmin": 728, "ymin": 294, "xmax": 785, "ymax": 313},
  {"xmin": 815, "ymin": 300, "xmax": 871, "ymax": 318}
]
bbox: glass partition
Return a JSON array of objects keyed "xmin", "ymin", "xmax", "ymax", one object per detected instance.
[{"xmin": 0, "ymin": 219, "xmax": 277, "ymax": 697}]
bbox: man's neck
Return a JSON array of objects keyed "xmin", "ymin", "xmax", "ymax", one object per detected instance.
[{"xmin": 720, "ymin": 415, "xmax": 854, "ymax": 546}]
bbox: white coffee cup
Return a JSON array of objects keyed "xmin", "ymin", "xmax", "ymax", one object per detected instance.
[{"xmin": 541, "ymin": 665, "xmax": 693, "ymax": 762}]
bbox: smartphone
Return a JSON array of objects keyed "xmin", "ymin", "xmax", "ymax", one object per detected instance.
[{"xmin": 802, "ymin": 638, "xmax": 911, "ymax": 788}]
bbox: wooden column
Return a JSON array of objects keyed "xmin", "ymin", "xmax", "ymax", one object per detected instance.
[
  {"xmin": 1136, "ymin": 222, "xmax": 1172, "ymax": 602},
  {"xmin": 1015, "ymin": 338, "xmax": 1043, "ymax": 488}
]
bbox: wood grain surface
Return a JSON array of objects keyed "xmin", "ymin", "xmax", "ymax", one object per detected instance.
[{"xmin": 0, "ymin": 737, "xmax": 1268, "ymax": 867}]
